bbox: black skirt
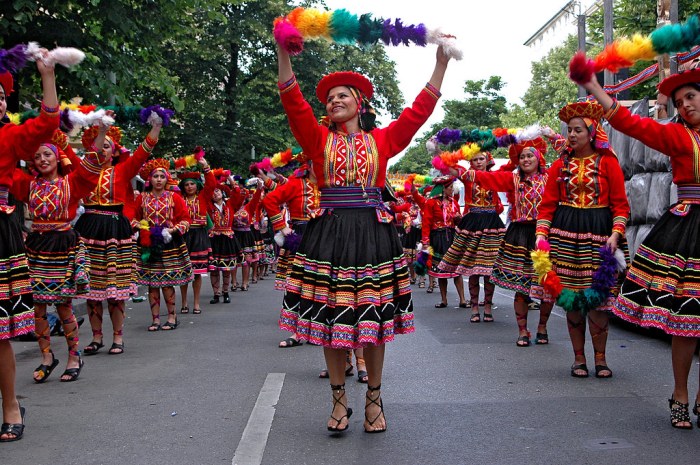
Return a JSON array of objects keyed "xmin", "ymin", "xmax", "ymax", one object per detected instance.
[
  {"xmin": 0, "ymin": 211, "xmax": 34, "ymax": 339},
  {"xmin": 184, "ymin": 226, "xmax": 211, "ymax": 274},
  {"xmin": 279, "ymin": 208, "xmax": 414, "ymax": 348}
]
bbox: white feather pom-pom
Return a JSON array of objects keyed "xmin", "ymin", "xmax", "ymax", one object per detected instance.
[
  {"xmin": 25, "ymin": 42, "xmax": 85, "ymax": 68},
  {"xmin": 614, "ymin": 248, "xmax": 627, "ymax": 272},
  {"xmin": 162, "ymin": 229, "xmax": 173, "ymax": 244},
  {"xmin": 147, "ymin": 111, "xmax": 163, "ymax": 127},
  {"xmin": 516, "ymin": 124, "xmax": 544, "ymax": 142},
  {"xmin": 425, "ymin": 137, "xmax": 438, "ymax": 155},
  {"xmin": 274, "ymin": 231, "xmax": 285, "ymax": 248},
  {"xmin": 426, "ymin": 28, "xmax": 463, "ymax": 61},
  {"xmin": 47, "ymin": 47, "xmax": 85, "ymax": 67}
]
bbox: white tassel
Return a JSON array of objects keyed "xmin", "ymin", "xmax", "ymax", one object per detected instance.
[
  {"xmin": 274, "ymin": 231, "xmax": 285, "ymax": 247},
  {"xmin": 25, "ymin": 42, "xmax": 85, "ymax": 68},
  {"xmin": 147, "ymin": 111, "xmax": 163, "ymax": 127},
  {"xmin": 614, "ymin": 248, "xmax": 627, "ymax": 272},
  {"xmin": 426, "ymin": 28, "xmax": 463, "ymax": 61},
  {"xmin": 162, "ymin": 229, "xmax": 173, "ymax": 244}
]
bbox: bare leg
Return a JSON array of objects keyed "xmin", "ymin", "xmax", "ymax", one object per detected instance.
[
  {"xmin": 453, "ymin": 276, "xmax": 466, "ymax": 305},
  {"xmin": 192, "ymin": 275, "xmax": 202, "ymax": 312},
  {"xmin": 0, "ymin": 340, "xmax": 22, "ymax": 439},
  {"xmin": 363, "ymin": 344, "xmax": 387, "ymax": 432},
  {"xmin": 179, "ymin": 283, "xmax": 189, "ymax": 312},
  {"xmin": 242, "ymin": 263, "xmax": 250, "ymax": 289},
  {"xmin": 438, "ymin": 277, "xmax": 448, "ymax": 305},
  {"xmin": 536, "ymin": 301, "xmax": 554, "ymax": 344},
  {"xmin": 324, "ymin": 347, "xmax": 350, "ymax": 430}
]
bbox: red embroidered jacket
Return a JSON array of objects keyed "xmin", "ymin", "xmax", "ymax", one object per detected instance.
[
  {"xmin": 132, "ymin": 191, "xmax": 191, "ymax": 235},
  {"xmin": 182, "ymin": 169, "xmax": 216, "ymax": 228},
  {"xmin": 262, "ymin": 175, "xmax": 318, "ymax": 231},
  {"xmin": 458, "ymin": 170, "xmax": 504, "ymax": 215},
  {"xmin": 233, "ymin": 187, "xmax": 263, "ymax": 231},
  {"xmin": 278, "ymin": 75, "xmax": 440, "ymax": 190},
  {"xmin": 536, "ymin": 153, "xmax": 629, "ymax": 237},
  {"xmin": 0, "ymin": 110, "xmax": 59, "ymax": 213},
  {"xmin": 466, "ymin": 170, "xmax": 548, "ymax": 223},
  {"xmin": 13, "ymin": 150, "xmax": 106, "ymax": 231},
  {"xmin": 421, "ymin": 196, "xmax": 461, "ymax": 245},
  {"xmin": 605, "ymin": 100, "xmax": 700, "ymax": 185}
]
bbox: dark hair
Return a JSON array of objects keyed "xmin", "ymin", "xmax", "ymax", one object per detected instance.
[{"xmin": 671, "ymin": 82, "xmax": 700, "ymax": 107}]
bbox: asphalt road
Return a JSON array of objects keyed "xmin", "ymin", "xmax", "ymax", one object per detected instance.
[{"xmin": 2, "ymin": 275, "xmax": 698, "ymax": 465}]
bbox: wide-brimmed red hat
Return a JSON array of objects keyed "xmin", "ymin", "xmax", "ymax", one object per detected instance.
[
  {"xmin": 0, "ymin": 71, "xmax": 14, "ymax": 95},
  {"xmin": 508, "ymin": 137, "xmax": 547, "ymax": 163},
  {"xmin": 658, "ymin": 68, "xmax": 700, "ymax": 98},
  {"xmin": 558, "ymin": 101, "xmax": 604, "ymax": 123},
  {"xmin": 316, "ymin": 71, "xmax": 374, "ymax": 104}
]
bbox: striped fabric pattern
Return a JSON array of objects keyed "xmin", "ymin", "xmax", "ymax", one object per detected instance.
[
  {"xmin": 26, "ymin": 233, "xmax": 90, "ymax": 303},
  {"xmin": 136, "ymin": 240, "xmax": 193, "ymax": 287}
]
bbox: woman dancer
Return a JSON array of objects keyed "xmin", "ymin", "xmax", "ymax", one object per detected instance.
[
  {"xmin": 440, "ymin": 152, "xmax": 505, "ymax": 321},
  {"xmin": 277, "ymin": 43, "xmax": 450, "ymax": 433},
  {"xmin": 178, "ymin": 156, "xmax": 215, "ymax": 314},
  {"xmin": 232, "ymin": 184, "xmax": 263, "ymax": 292},
  {"xmin": 421, "ymin": 176, "xmax": 466, "ymax": 309},
  {"xmin": 0, "ymin": 55, "xmax": 58, "ymax": 441},
  {"xmin": 583, "ymin": 69, "xmax": 700, "ymax": 428},
  {"xmin": 207, "ymin": 182, "xmax": 243, "ymax": 304},
  {"xmin": 133, "ymin": 159, "xmax": 192, "ymax": 331},
  {"xmin": 15, "ymin": 128, "xmax": 108, "ymax": 383},
  {"xmin": 536, "ymin": 101, "xmax": 629, "ymax": 379},
  {"xmin": 77, "ymin": 118, "xmax": 162, "ymax": 355}
]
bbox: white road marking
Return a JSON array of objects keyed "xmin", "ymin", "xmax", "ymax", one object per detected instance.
[{"xmin": 232, "ymin": 373, "xmax": 285, "ymax": 465}]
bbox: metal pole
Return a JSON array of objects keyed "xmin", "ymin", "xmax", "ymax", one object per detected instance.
[
  {"xmin": 603, "ymin": 0, "xmax": 614, "ymax": 86},
  {"xmin": 578, "ymin": 14, "xmax": 587, "ymax": 99},
  {"xmin": 670, "ymin": 0, "xmax": 679, "ymax": 75}
]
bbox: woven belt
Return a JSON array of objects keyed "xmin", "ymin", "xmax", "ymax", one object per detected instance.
[
  {"xmin": 677, "ymin": 184, "xmax": 700, "ymax": 204},
  {"xmin": 319, "ymin": 187, "xmax": 382, "ymax": 209}
]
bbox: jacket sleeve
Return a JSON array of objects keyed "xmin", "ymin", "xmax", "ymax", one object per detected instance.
[
  {"xmin": 278, "ymin": 75, "xmax": 327, "ymax": 167},
  {"xmin": 421, "ymin": 200, "xmax": 434, "ymax": 245}
]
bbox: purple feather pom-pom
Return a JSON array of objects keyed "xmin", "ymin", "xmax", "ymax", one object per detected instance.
[
  {"xmin": 60, "ymin": 109, "xmax": 74, "ymax": 132},
  {"xmin": 139, "ymin": 105, "xmax": 175, "ymax": 126},
  {"xmin": 495, "ymin": 134, "xmax": 517, "ymax": 147},
  {"xmin": 435, "ymin": 128, "xmax": 463, "ymax": 145},
  {"xmin": 0, "ymin": 44, "xmax": 28, "ymax": 74},
  {"xmin": 283, "ymin": 232, "xmax": 302, "ymax": 254},
  {"xmin": 150, "ymin": 225, "xmax": 165, "ymax": 247}
]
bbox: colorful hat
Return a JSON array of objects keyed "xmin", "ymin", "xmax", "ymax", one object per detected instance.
[
  {"xmin": 316, "ymin": 71, "xmax": 374, "ymax": 104},
  {"xmin": 558, "ymin": 102, "xmax": 615, "ymax": 158},
  {"xmin": 507, "ymin": 137, "xmax": 547, "ymax": 164},
  {"xmin": 657, "ymin": 67, "xmax": 700, "ymax": 98},
  {"xmin": 213, "ymin": 183, "xmax": 231, "ymax": 198},
  {"xmin": 177, "ymin": 170, "xmax": 203, "ymax": 192},
  {"xmin": 81, "ymin": 125, "xmax": 130, "ymax": 163},
  {"xmin": 558, "ymin": 101, "xmax": 604, "ymax": 123},
  {"xmin": 0, "ymin": 71, "xmax": 14, "ymax": 95},
  {"xmin": 429, "ymin": 175, "xmax": 455, "ymax": 198},
  {"xmin": 139, "ymin": 158, "xmax": 171, "ymax": 180}
]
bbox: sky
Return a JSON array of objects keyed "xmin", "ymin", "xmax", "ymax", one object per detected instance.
[{"xmin": 320, "ymin": 0, "xmax": 578, "ymax": 160}]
